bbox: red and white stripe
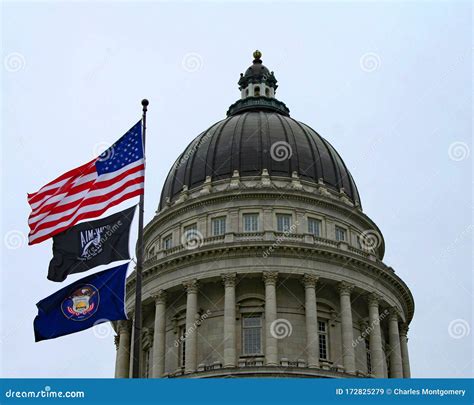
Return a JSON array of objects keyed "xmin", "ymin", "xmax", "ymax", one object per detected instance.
[{"xmin": 27, "ymin": 158, "xmax": 144, "ymax": 245}]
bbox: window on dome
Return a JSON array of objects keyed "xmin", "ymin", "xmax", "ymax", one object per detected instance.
[
  {"xmin": 308, "ymin": 218, "xmax": 321, "ymax": 237},
  {"xmin": 243, "ymin": 213, "xmax": 259, "ymax": 232},
  {"xmin": 254, "ymin": 86, "xmax": 260, "ymax": 96},
  {"xmin": 242, "ymin": 315, "xmax": 262, "ymax": 355},
  {"xmin": 276, "ymin": 214, "xmax": 292, "ymax": 232},
  {"xmin": 318, "ymin": 320, "xmax": 329, "ymax": 360},
  {"xmin": 265, "ymin": 87, "xmax": 270, "ymax": 97},
  {"xmin": 335, "ymin": 226, "xmax": 346, "ymax": 242},
  {"xmin": 148, "ymin": 246, "xmax": 155, "ymax": 258},
  {"xmin": 183, "ymin": 223, "xmax": 198, "ymax": 236},
  {"xmin": 212, "ymin": 217, "xmax": 226, "ymax": 236},
  {"xmin": 162, "ymin": 234, "xmax": 172, "ymax": 250}
]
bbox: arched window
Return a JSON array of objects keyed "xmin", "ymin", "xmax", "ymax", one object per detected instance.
[
  {"xmin": 265, "ymin": 87, "xmax": 270, "ymax": 97},
  {"xmin": 246, "ymin": 89, "xmax": 249, "ymax": 96},
  {"xmin": 237, "ymin": 295, "xmax": 265, "ymax": 358},
  {"xmin": 254, "ymin": 86, "xmax": 260, "ymax": 96}
]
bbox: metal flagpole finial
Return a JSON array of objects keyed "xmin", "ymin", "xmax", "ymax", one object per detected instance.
[{"xmin": 141, "ymin": 99, "xmax": 149, "ymax": 112}]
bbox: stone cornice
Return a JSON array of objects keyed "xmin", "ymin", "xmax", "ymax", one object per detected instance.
[
  {"xmin": 127, "ymin": 244, "xmax": 414, "ymax": 324},
  {"xmin": 399, "ymin": 324, "xmax": 409, "ymax": 336}
]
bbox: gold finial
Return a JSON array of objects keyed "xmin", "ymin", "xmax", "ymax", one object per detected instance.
[{"xmin": 253, "ymin": 50, "xmax": 262, "ymax": 60}]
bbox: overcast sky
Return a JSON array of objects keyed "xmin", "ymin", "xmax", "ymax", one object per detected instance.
[{"xmin": 1, "ymin": 1, "xmax": 472, "ymax": 378}]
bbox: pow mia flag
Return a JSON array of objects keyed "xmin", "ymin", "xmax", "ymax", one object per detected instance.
[{"xmin": 48, "ymin": 206, "xmax": 136, "ymax": 282}]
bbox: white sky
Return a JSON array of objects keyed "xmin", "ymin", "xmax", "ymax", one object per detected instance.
[{"xmin": 1, "ymin": 1, "xmax": 472, "ymax": 378}]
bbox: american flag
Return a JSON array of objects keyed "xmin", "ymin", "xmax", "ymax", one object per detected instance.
[{"xmin": 27, "ymin": 121, "xmax": 144, "ymax": 245}]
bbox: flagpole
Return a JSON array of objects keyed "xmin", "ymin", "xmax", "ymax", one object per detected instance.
[{"xmin": 132, "ymin": 99, "xmax": 148, "ymax": 378}]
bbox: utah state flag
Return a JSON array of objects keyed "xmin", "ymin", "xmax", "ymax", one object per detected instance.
[{"xmin": 34, "ymin": 263, "xmax": 128, "ymax": 342}]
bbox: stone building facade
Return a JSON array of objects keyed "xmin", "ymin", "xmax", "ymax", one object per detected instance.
[{"xmin": 114, "ymin": 51, "xmax": 414, "ymax": 378}]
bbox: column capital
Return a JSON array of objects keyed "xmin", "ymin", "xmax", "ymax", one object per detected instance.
[
  {"xmin": 183, "ymin": 279, "xmax": 199, "ymax": 293},
  {"xmin": 302, "ymin": 273, "xmax": 319, "ymax": 288},
  {"xmin": 337, "ymin": 281, "xmax": 354, "ymax": 296},
  {"xmin": 117, "ymin": 320, "xmax": 132, "ymax": 334},
  {"xmin": 263, "ymin": 271, "xmax": 278, "ymax": 286},
  {"xmin": 222, "ymin": 272, "xmax": 237, "ymax": 288},
  {"xmin": 399, "ymin": 323, "xmax": 409, "ymax": 336},
  {"xmin": 389, "ymin": 307, "xmax": 401, "ymax": 321},
  {"xmin": 367, "ymin": 292, "xmax": 382, "ymax": 307},
  {"xmin": 152, "ymin": 289, "xmax": 167, "ymax": 305}
]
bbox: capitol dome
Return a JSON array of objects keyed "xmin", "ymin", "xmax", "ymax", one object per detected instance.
[
  {"xmin": 159, "ymin": 112, "xmax": 361, "ymax": 210},
  {"xmin": 114, "ymin": 51, "xmax": 414, "ymax": 379}
]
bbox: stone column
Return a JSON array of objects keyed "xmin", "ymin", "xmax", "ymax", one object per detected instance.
[
  {"xmin": 399, "ymin": 324, "xmax": 411, "ymax": 378},
  {"xmin": 151, "ymin": 290, "xmax": 167, "ymax": 378},
  {"xmin": 338, "ymin": 281, "xmax": 355, "ymax": 374},
  {"xmin": 263, "ymin": 271, "xmax": 278, "ymax": 366},
  {"xmin": 367, "ymin": 293, "xmax": 384, "ymax": 378},
  {"xmin": 222, "ymin": 273, "xmax": 237, "ymax": 368},
  {"xmin": 114, "ymin": 334, "xmax": 120, "ymax": 377},
  {"xmin": 183, "ymin": 279, "xmax": 199, "ymax": 373},
  {"xmin": 115, "ymin": 320, "xmax": 132, "ymax": 378},
  {"xmin": 388, "ymin": 309, "xmax": 403, "ymax": 378},
  {"xmin": 302, "ymin": 274, "xmax": 320, "ymax": 368}
]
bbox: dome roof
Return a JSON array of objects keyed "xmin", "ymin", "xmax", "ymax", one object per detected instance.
[
  {"xmin": 158, "ymin": 51, "xmax": 360, "ymax": 210},
  {"xmin": 158, "ymin": 111, "xmax": 360, "ymax": 210}
]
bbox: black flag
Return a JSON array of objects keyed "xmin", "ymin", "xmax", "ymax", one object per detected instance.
[{"xmin": 48, "ymin": 206, "xmax": 136, "ymax": 282}]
